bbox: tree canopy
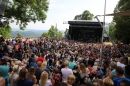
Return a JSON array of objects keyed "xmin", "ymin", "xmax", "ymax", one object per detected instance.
[
  {"xmin": 74, "ymin": 10, "xmax": 94, "ymax": 20},
  {"xmin": 109, "ymin": 23, "xmax": 116, "ymax": 41},
  {"xmin": 113, "ymin": 0, "xmax": 130, "ymax": 44},
  {"xmin": 0, "ymin": 23, "xmax": 11, "ymax": 38},
  {"xmin": 3, "ymin": 0, "xmax": 49, "ymax": 30},
  {"xmin": 16, "ymin": 33, "xmax": 23, "ymax": 38},
  {"xmin": 41, "ymin": 25, "xmax": 63, "ymax": 38}
]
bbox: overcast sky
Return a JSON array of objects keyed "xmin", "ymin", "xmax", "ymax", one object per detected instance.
[{"xmin": 10, "ymin": 0, "xmax": 119, "ymax": 30}]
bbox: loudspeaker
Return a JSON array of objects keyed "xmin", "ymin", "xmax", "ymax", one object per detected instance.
[
  {"xmin": 0, "ymin": 1, "xmax": 6, "ymax": 16},
  {"xmin": 0, "ymin": 20, "xmax": 4, "ymax": 27}
]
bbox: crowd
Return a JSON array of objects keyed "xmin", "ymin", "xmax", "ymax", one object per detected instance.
[{"xmin": 0, "ymin": 37, "xmax": 130, "ymax": 86}]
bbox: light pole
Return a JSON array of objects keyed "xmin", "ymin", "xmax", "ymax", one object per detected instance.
[{"xmin": 100, "ymin": 0, "xmax": 107, "ymax": 58}]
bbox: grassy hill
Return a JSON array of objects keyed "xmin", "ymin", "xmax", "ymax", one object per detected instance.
[{"xmin": 11, "ymin": 29, "xmax": 65, "ymax": 38}]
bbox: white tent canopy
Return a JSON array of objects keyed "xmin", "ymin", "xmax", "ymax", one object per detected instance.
[{"xmin": 102, "ymin": 10, "xmax": 130, "ymax": 16}]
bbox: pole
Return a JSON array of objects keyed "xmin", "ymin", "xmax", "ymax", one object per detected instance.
[
  {"xmin": 95, "ymin": 16, "xmax": 123, "ymax": 57},
  {"xmin": 100, "ymin": 0, "xmax": 107, "ymax": 58}
]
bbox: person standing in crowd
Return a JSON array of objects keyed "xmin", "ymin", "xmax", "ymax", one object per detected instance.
[
  {"xmin": 27, "ymin": 66, "xmax": 37, "ymax": 84},
  {"xmin": 2, "ymin": 53, "xmax": 9, "ymax": 61},
  {"xmin": 39, "ymin": 71, "xmax": 52, "ymax": 86},
  {"xmin": 79, "ymin": 63, "xmax": 90, "ymax": 85},
  {"xmin": 0, "ymin": 59, "xmax": 9, "ymax": 79},
  {"xmin": 7, "ymin": 42, "xmax": 13, "ymax": 58},
  {"xmin": 61, "ymin": 60, "xmax": 73, "ymax": 82},
  {"xmin": 113, "ymin": 66, "xmax": 130, "ymax": 86},
  {"xmin": 16, "ymin": 67, "xmax": 34, "ymax": 86},
  {"xmin": 72, "ymin": 65, "xmax": 80, "ymax": 86},
  {"xmin": 96, "ymin": 67, "xmax": 103, "ymax": 79},
  {"xmin": 9, "ymin": 65, "xmax": 19, "ymax": 86},
  {"xmin": 103, "ymin": 77, "xmax": 114, "ymax": 86},
  {"xmin": 109, "ymin": 62, "xmax": 117, "ymax": 80},
  {"xmin": 69, "ymin": 57, "xmax": 76, "ymax": 69},
  {"xmin": 117, "ymin": 58, "xmax": 125, "ymax": 69},
  {"xmin": 29, "ymin": 54, "xmax": 38, "ymax": 68},
  {"xmin": 125, "ymin": 61, "xmax": 130, "ymax": 79},
  {"xmin": 66, "ymin": 75, "xmax": 76, "ymax": 86},
  {"xmin": 51, "ymin": 68, "xmax": 62, "ymax": 86},
  {"xmin": 35, "ymin": 61, "xmax": 44, "ymax": 84}
]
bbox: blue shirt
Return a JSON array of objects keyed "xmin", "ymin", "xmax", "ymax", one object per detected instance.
[
  {"xmin": 111, "ymin": 69, "xmax": 117, "ymax": 80},
  {"xmin": 96, "ymin": 70, "xmax": 104, "ymax": 78},
  {"xmin": 113, "ymin": 78, "xmax": 130, "ymax": 86},
  {"xmin": 69, "ymin": 62, "xmax": 76, "ymax": 69},
  {"xmin": 0, "ymin": 65, "xmax": 9, "ymax": 77},
  {"xmin": 17, "ymin": 79, "xmax": 34, "ymax": 86},
  {"xmin": 29, "ymin": 62, "xmax": 38, "ymax": 68}
]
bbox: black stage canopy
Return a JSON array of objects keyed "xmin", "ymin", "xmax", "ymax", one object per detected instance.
[{"xmin": 67, "ymin": 20, "xmax": 104, "ymax": 42}]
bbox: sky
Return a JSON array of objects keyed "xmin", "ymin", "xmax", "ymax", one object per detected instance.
[{"xmin": 10, "ymin": 0, "xmax": 119, "ymax": 30}]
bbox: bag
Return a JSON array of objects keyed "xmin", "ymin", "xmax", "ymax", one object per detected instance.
[
  {"xmin": 80, "ymin": 76, "xmax": 86, "ymax": 84},
  {"xmin": 81, "ymin": 76, "xmax": 91, "ymax": 84}
]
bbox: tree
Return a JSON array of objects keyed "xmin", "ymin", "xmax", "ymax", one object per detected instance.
[
  {"xmin": 64, "ymin": 28, "xmax": 69, "ymax": 36},
  {"xmin": 57, "ymin": 31, "xmax": 63, "ymax": 38},
  {"xmin": 48, "ymin": 25, "xmax": 57, "ymax": 37},
  {"xmin": 3, "ymin": 0, "xmax": 49, "ymax": 30},
  {"xmin": 74, "ymin": 10, "xmax": 94, "ymax": 20},
  {"xmin": 109, "ymin": 23, "xmax": 116, "ymax": 41},
  {"xmin": 113, "ymin": 0, "xmax": 130, "ymax": 44},
  {"xmin": 0, "ymin": 23, "xmax": 12, "ymax": 38},
  {"xmin": 16, "ymin": 33, "xmax": 23, "ymax": 38},
  {"xmin": 41, "ymin": 32, "xmax": 49, "ymax": 37},
  {"xmin": 42, "ymin": 25, "xmax": 63, "ymax": 38}
]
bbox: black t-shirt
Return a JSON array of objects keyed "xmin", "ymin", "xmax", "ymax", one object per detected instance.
[
  {"xmin": 35, "ymin": 68, "xmax": 43, "ymax": 84},
  {"xmin": 17, "ymin": 79, "xmax": 34, "ymax": 86},
  {"xmin": 88, "ymin": 59, "xmax": 94, "ymax": 66},
  {"xmin": 125, "ymin": 65, "xmax": 130, "ymax": 75}
]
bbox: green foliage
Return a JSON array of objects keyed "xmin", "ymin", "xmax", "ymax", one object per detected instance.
[
  {"xmin": 41, "ymin": 32, "xmax": 49, "ymax": 37},
  {"xmin": 57, "ymin": 31, "xmax": 63, "ymax": 38},
  {"xmin": 41, "ymin": 25, "xmax": 63, "ymax": 38},
  {"xmin": 0, "ymin": 24, "xmax": 12, "ymax": 38},
  {"xmin": 113, "ymin": 0, "xmax": 130, "ymax": 44},
  {"xmin": 64, "ymin": 28, "xmax": 68, "ymax": 35},
  {"xmin": 4, "ymin": 0, "xmax": 49, "ymax": 30},
  {"xmin": 74, "ymin": 10, "xmax": 94, "ymax": 20},
  {"xmin": 16, "ymin": 33, "xmax": 23, "ymax": 38},
  {"xmin": 109, "ymin": 23, "xmax": 116, "ymax": 41},
  {"xmin": 48, "ymin": 25, "xmax": 57, "ymax": 37}
]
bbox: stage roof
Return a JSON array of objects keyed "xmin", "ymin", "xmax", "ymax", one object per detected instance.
[{"xmin": 68, "ymin": 20, "xmax": 104, "ymax": 25}]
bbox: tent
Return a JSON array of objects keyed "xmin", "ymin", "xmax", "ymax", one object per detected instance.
[{"xmin": 101, "ymin": 10, "xmax": 130, "ymax": 16}]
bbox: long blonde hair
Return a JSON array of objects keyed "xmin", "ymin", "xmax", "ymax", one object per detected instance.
[
  {"xmin": 80, "ymin": 63, "xmax": 86, "ymax": 73},
  {"xmin": 42, "ymin": 61, "xmax": 47, "ymax": 69},
  {"xmin": 103, "ymin": 77, "xmax": 114, "ymax": 86},
  {"xmin": 27, "ymin": 66, "xmax": 35, "ymax": 80},
  {"xmin": 40, "ymin": 71, "xmax": 48, "ymax": 86},
  {"xmin": 67, "ymin": 75, "xmax": 75, "ymax": 85}
]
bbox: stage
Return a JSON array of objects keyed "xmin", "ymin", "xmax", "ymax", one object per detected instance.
[{"xmin": 67, "ymin": 20, "xmax": 104, "ymax": 42}]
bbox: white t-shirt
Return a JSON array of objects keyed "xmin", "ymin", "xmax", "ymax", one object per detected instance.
[
  {"xmin": 61, "ymin": 68, "xmax": 73, "ymax": 82},
  {"xmin": 117, "ymin": 62, "xmax": 125, "ymax": 69},
  {"xmin": 79, "ymin": 68, "xmax": 90, "ymax": 78}
]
